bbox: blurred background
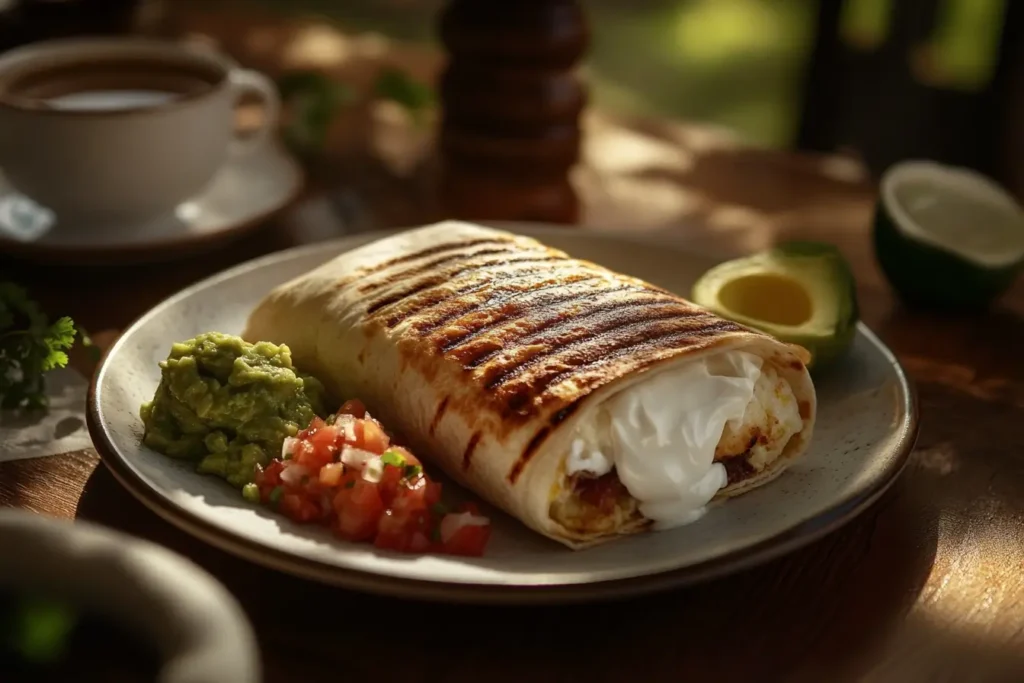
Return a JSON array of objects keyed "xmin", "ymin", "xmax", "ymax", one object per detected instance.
[
  {"xmin": 171, "ymin": 0, "xmax": 1018, "ymax": 198},
  {"xmin": 260, "ymin": 0, "xmax": 1022, "ymax": 194},
  {"xmin": 0, "ymin": 0, "xmax": 1018, "ymax": 195},
  {"xmin": 247, "ymin": 0, "xmax": 1018, "ymax": 157}
]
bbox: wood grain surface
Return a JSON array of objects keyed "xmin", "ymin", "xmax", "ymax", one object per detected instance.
[{"xmin": 2, "ymin": 6, "xmax": 1024, "ymax": 682}]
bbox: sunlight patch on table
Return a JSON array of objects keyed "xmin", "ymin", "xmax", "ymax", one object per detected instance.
[
  {"xmin": 918, "ymin": 507, "xmax": 1024, "ymax": 639},
  {"xmin": 818, "ymin": 155, "xmax": 869, "ymax": 184},
  {"xmin": 705, "ymin": 204, "xmax": 773, "ymax": 251},
  {"xmin": 576, "ymin": 171, "xmax": 705, "ymax": 230},
  {"xmin": 584, "ymin": 123, "xmax": 695, "ymax": 175}
]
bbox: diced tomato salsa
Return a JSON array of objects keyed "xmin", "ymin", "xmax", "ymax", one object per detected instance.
[{"xmin": 251, "ymin": 399, "xmax": 491, "ymax": 557}]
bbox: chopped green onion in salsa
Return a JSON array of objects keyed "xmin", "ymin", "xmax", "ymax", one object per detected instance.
[
  {"xmin": 380, "ymin": 450, "xmax": 405, "ymax": 467},
  {"xmin": 241, "ymin": 483, "xmax": 260, "ymax": 503}
]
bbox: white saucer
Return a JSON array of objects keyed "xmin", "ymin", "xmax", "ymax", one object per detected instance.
[{"xmin": 0, "ymin": 141, "xmax": 304, "ymax": 264}]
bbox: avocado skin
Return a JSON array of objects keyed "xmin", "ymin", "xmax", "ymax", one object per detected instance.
[{"xmin": 793, "ymin": 322, "xmax": 857, "ymax": 373}]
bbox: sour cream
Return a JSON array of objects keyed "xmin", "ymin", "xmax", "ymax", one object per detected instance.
[{"xmin": 566, "ymin": 351, "xmax": 767, "ymax": 529}]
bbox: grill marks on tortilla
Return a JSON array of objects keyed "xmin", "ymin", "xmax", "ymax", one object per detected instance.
[
  {"xmin": 364, "ymin": 252, "xmax": 562, "ymax": 315},
  {"xmin": 359, "ymin": 244, "xmax": 525, "ymax": 294},
  {"xmin": 417, "ymin": 276, "xmax": 605, "ymax": 338},
  {"xmin": 429, "ymin": 397, "xmax": 449, "ymax": 436},
  {"xmin": 462, "ymin": 432, "xmax": 481, "ymax": 469},
  {"xmin": 378, "ymin": 242, "xmax": 733, "ymax": 410},
  {"xmin": 436, "ymin": 281, "xmax": 640, "ymax": 359},
  {"xmin": 386, "ymin": 266, "xmax": 604, "ymax": 332},
  {"xmin": 508, "ymin": 427, "xmax": 551, "ymax": 483},
  {"xmin": 480, "ymin": 307, "xmax": 717, "ymax": 396},
  {"xmin": 336, "ymin": 237, "xmax": 515, "ymax": 290},
  {"xmin": 457, "ymin": 294, "xmax": 695, "ymax": 374}
]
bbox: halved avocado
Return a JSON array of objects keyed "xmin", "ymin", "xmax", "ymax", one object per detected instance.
[{"xmin": 691, "ymin": 242, "xmax": 859, "ymax": 369}]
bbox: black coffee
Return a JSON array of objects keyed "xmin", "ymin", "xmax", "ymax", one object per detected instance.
[{"xmin": 0, "ymin": 56, "xmax": 222, "ymax": 111}]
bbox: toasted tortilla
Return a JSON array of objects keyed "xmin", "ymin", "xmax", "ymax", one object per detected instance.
[{"xmin": 244, "ymin": 221, "xmax": 817, "ymax": 548}]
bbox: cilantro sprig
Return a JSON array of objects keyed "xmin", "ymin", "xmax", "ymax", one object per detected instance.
[
  {"xmin": 0, "ymin": 282, "xmax": 78, "ymax": 411},
  {"xmin": 381, "ymin": 449, "xmax": 424, "ymax": 480}
]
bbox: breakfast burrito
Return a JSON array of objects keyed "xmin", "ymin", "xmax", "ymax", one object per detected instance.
[{"xmin": 243, "ymin": 222, "xmax": 816, "ymax": 549}]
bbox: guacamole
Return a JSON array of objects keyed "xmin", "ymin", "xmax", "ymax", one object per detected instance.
[{"xmin": 140, "ymin": 332, "xmax": 326, "ymax": 489}]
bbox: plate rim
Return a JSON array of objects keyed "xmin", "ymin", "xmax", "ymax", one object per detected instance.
[{"xmin": 86, "ymin": 224, "xmax": 920, "ymax": 605}]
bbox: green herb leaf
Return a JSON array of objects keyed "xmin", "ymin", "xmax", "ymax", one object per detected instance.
[
  {"xmin": 0, "ymin": 283, "xmax": 78, "ymax": 411},
  {"xmin": 380, "ymin": 450, "xmax": 406, "ymax": 468},
  {"xmin": 431, "ymin": 502, "xmax": 449, "ymax": 517},
  {"xmin": 403, "ymin": 464, "xmax": 423, "ymax": 479},
  {"xmin": 344, "ymin": 480, "xmax": 356, "ymax": 489},
  {"xmin": 40, "ymin": 317, "xmax": 75, "ymax": 371}
]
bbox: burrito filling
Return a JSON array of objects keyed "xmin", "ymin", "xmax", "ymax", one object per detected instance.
[{"xmin": 550, "ymin": 351, "xmax": 804, "ymax": 534}]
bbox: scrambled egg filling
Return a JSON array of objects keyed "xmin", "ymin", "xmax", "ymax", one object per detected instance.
[
  {"xmin": 550, "ymin": 472, "xmax": 642, "ymax": 536},
  {"xmin": 550, "ymin": 364, "xmax": 803, "ymax": 534},
  {"xmin": 715, "ymin": 364, "xmax": 803, "ymax": 470}
]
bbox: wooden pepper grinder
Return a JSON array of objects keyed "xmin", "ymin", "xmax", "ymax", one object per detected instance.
[{"xmin": 437, "ymin": 0, "xmax": 589, "ymax": 224}]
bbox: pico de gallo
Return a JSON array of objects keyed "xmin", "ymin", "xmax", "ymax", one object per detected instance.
[{"xmin": 244, "ymin": 399, "xmax": 492, "ymax": 557}]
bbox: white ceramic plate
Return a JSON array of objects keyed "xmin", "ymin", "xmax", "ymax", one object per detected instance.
[
  {"xmin": 0, "ymin": 141, "xmax": 303, "ymax": 264},
  {"xmin": 88, "ymin": 225, "xmax": 918, "ymax": 604}
]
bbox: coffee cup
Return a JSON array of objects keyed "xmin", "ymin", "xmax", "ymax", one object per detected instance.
[{"xmin": 0, "ymin": 37, "xmax": 280, "ymax": 225}]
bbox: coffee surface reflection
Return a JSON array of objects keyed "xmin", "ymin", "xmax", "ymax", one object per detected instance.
[{"xmin": 46, "ymin": 89, "xmax": 177, "ymax": 111}]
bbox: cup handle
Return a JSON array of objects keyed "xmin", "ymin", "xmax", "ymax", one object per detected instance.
[{"xmin": 228, "ymin": 68, "xmax": 281, "ymax": 155}]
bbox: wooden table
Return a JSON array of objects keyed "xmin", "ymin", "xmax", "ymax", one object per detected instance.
[{"xmin": 4, "ymin": 8, "xmax": 1024, "ymax": 683}]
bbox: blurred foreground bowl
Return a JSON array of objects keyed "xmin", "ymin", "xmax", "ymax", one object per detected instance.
[{"xmin": 0, "ymin": 508, "xmax": 260, "ymax": 683}]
